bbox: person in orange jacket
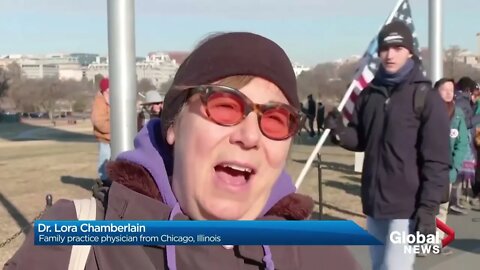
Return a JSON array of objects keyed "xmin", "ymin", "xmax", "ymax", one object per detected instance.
[{"xmin": 91, "ymin": 78, "xmax": 111, "ymax": 182}]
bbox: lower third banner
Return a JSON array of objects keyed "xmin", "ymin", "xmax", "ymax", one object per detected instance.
[{"xmin": 34, "ymin": 220, "xmax": 382, "ymax": 246}]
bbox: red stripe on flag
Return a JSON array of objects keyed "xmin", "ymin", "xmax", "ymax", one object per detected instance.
[
  {"xmin": 343, "ymin": 108, "xmax": 352, "ymax": 122},
  {"xmin": 349, "ymin": 91, "xmax": 359, "ymax": 104},
  {"xmin": 358, "ymin": 75, "xmax": 368, "ymax": 89}
]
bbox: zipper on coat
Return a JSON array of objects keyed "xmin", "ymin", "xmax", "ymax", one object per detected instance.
[{"xmin": 371, "ymin": 87, "xmax": 391, "ymax": 217}]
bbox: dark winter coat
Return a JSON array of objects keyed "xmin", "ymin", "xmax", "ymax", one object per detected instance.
[{"xmin": 336, "ymin": 65, "xmax": 451, "ymax": 219}]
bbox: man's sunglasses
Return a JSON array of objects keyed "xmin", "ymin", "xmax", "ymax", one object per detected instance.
[{"xmin": 174, "ymin": 85, "xmax": 304, "ymax": 140}]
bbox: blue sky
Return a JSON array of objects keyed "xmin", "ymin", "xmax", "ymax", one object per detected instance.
[{"xmin": 1, "ymin": 0, "xmax": 478, "ymax": 66}]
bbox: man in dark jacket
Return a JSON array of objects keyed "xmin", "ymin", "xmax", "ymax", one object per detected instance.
[
  {"xmin": 306, "ymin": 94, "xmax": 316, "ymax": 137},
  {"xmin": 316, "ymin": 101, "xmax": 325, "ymax": 135},
  {"xmin": 325, "ymin": 21, "xmax": 450, "ymax": 269},
  {"xmin": 454, "ymin": 77, "xmax": 480, "ymax": 130}
]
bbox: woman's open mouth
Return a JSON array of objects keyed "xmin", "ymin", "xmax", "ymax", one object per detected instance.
[{"xmin": 213, "ymin": 162, "xmax": 256, "ymax": 189}]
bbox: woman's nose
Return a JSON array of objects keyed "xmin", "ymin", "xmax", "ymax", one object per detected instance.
[{"xmin": 228, "ymin": 113, "xmax": 261, "ymax": 150}]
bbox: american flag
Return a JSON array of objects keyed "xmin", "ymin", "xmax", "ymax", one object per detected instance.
[{"xmin": 342, "ymin": 0, "xmax": 422, "ymax": 121}]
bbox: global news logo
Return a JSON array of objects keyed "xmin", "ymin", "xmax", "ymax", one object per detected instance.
[{"xmin": 389, "ymin": 231, "xmax": 442, "ymax": 255}]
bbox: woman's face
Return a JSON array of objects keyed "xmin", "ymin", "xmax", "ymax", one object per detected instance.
[
  {"xmin": 166, "ymin": 77, "xmax": 292, "ymax": 220},
  {"xmin": 438, "ymin": 81, "xmax": 454, "ymax": 103},
  {"xmin": 471, "ymin": 88, "xmax": 480, "ymax": 103}
]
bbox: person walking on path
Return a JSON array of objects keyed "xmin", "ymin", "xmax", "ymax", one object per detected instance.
[
  {"xmin": 91, "ymin": 78, "xmax": 111, "ymax": 182},
  {"xmin": 306, "ymin": 94, "xmax": 316, "ymax": 137},
  {"xmin": 316, "ymin": 101, "xmax": 325, "ymax": 135}
]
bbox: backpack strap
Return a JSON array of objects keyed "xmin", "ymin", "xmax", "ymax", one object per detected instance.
[
  {"xmin": 413, "ymin": 82, "xmax": 431, "ymax": 119},
  {"xmin": 68, "ymin": 197, "xmax": 97, "ymax": 270}
]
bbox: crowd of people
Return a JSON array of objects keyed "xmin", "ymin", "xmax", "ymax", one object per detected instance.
[
  {"xmin": 325, "ymin": 20, "xmax": 480, "ymax": 269},
  {"xmin": 4, "ymin": 20, "xmax": 479, "ymax": 270},
  {"xmin": 299, "ymin": 95, "xmax": 325, "ymax": 137}
]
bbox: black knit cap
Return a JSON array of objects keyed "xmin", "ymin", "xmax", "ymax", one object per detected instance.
[
  {"xmin": 160, "ymin": 32, "xmax": 299, "ymax": 138},
  {"xmin": 378, "ymin": 20, "xmax": 415, "ymax": 54}
]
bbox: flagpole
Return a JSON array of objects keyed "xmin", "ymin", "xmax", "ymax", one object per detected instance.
[
  {"xmin": 294, "ymin": 0, "xmax": 406, "ymax": 189},
  {"xmin": 108, "ymin": 0, "xmax": 137, "ymax": 159},
  {"xmin": 429, "ymin": 0, "xmax": 443, "ymax": 82}
]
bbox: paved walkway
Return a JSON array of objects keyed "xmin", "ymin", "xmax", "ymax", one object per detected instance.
[{"xmin": 348, "ymin": 203, "xmax": 480, "ymax": 270}]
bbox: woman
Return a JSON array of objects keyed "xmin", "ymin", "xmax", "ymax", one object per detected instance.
[
  {"xmin": 453, "ymin": 77, "xmax": 480, "ymax": 214},
  {"xmin": 434, "ymin": 78, "xmax": 468, "ymax": 255},
  {"xmin": 472, "ymin": 82, "xmax": 480, "ymax": 210},
  {"xmin": 5, "ymin": 32, "xmax": 359, "ymax": 269}
]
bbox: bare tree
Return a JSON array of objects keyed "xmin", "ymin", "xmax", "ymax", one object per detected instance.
[
  {"xmin": 159, "ymin": 78, "xmax": 173, "ymax": 95},
  {"xmin": 137, "ymin": 78, "xmax": 155, "ymax": 94},
  {"xmin": 0, "ymin": 63, "xmax": 22, "ymax": 99},
  {"xmin": 337, "ymin": 61, "xmax": 358, "ymax": 83},
  {"xmin": 8, "ymin": 79, "xmax": 38, "ymax": 112},
  {"xmin": 8, "ymin": 76, "xmax": 92, "ymax": 115},
  {"xmin": 6, "ymin": 63, "xmax": 22, "ymax": 81},
  {"xmin": 73, "ymin": 98, "xmax": 88, "ymax": 112},
  {"xmin": 296, "ymin": 61, "xmax": 359, "ymax": 103},
  {"xmin": 0, "ymin": 68, "xmax": 8, "ymax": 99},
  {"xmin": 64, "ymin": 80, "xmax": 92, "ymax": 113},
  {"xmin": 35, "ymin": 79, "xmax": 64, "ymax": 119},
  {"xmin": 444, "ymin": 46, "xmax": 467, "ymax": 78},
  {"xmin": 93, "ymin": 73, "xmax": 104, "ymax": 90}
]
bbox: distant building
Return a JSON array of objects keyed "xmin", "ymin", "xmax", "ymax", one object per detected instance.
[
  {"xmin": 0, "ymin": 53, "xmax": 84, "ymax": 80},
  {"xmin": 457, "ymin": 51, "xmax": 479, "ymax": 67},
  {"xmin": 21, "ymin": 63, "xmax": 59, "ymax": 79},
  {"xmin": 165, "ymin": 51, "xmax": 190, "ymax": 65},
  {"xmin": 333, "ymin": 55, "xmax": 361, "ymax": 65},
  {"xmin": 70, "ymin": 53, "xmax": 99, "ymax": 66},
  {"xmin": 85, "ymin": 52, "xmax": 180, "ymax": 88},
  {"xmin": 424, "ymin": 33, "xmax": 480, "ymax": 70},
  {"xmin": 293, "ymin": 63, "xmax": 310, "ymax": 77},
  {"xmin": 453, "ymin": 34, "xmax": 480, "ymax": 69}
]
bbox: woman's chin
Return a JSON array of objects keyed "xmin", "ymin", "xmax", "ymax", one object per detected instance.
[{"xmin": 200, "ymin": 201, "xmax": 255, "ymax": 220}]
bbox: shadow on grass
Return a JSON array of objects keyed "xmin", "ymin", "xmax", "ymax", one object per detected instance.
[
  {"xmin": 291, "ymin": 159, "xmax": 360, "ymax": 176},
  {"xmin": 0, "ymin": 192, "xmax": 31, "ymax": 235},
  {"xmin": 315, "ymin": 201, "xmax": 366, "ymax": 219},
  {"xmin": 0, "ymin": 120, "xmax": 95, "ymax": 143},
  {"xmin": 342, "ymin": 175, "xmax": 361, "ymax": 183},
  {"xmin": 293, "ymin": 132, "xmax": 337, "ymax": 147},
  {"xmin": 60, "ymin": 176, "xmax": 97, "ymax": 191},
  {"xmin": 321, "ymin": 161, "xmax": 360, "ymax": 175},
  {"xmin": 311, "ymin": 211, "xmax": 345, "ymax": 220},
  {"xmin": 324, "ymin": 180, "xmax": 361, "ymax": 197}
]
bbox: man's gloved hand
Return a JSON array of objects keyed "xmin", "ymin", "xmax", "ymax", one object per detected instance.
[
  {"xmin": 324, "ymin": 109, "xmax": 345, "ymax": 131},
  {"xmin": 414, "ymin": 207, "xmax": 437, "ymax": 237},
  {"xmin": 324, "ymin": 109, "xmax": 345, "ymax": 145}
]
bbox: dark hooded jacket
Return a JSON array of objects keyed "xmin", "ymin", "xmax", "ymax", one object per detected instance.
[
  {"xmin": 454, "ymin": 90, "xmax": 480, "ymax": 130},
  {"xmin": 4, "ymin": 119, "xmax": 360, "ymax": 270}
]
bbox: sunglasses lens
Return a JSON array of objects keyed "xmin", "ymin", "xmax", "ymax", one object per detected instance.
[
  {"xmin": 201, "ymin": 86, "xmax": 299, "ymax": 140},
  {"xmin": 205, "ymin": 90, "xmax": 245, "ymax": 125},
  {"xmin": 261, "ymin": 107, "xmax": 297, "ymax": 140}
]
